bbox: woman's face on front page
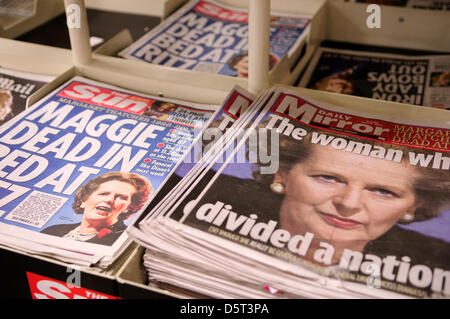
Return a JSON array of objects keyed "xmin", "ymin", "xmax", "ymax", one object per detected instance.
[
  {"xmin": 81, "ymin": 180, "xmax": 136, "ymax": 228},
  {"xmin": 235, "ymin": 55, "xmax": 249, "ymax": 78},
  {"xmin": 316, "ymin": 77, "xmax": 354, "ymax": 95},
  {"xmin": 278, "ymin": 144, "xmax": 419, "ymax": 248}
]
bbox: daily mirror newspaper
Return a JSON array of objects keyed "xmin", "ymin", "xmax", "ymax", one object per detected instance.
[
  {"xmin": 299, "ymin": 47, "xmax": 450, "ymax": 110},
  {"xmin": 0, "ymin": 67, "xmax": 55, "ymax": 126},
  {"xmin": 119, "ymin": 0, "xmax": 310, "ymax": 78},
  {"xmin": 0, "ymin": 76, "xmax": 219, "ymax": 265},
  {"xmin": 139, "ymin": 86, "xmax": 450, "ymax": 298}
]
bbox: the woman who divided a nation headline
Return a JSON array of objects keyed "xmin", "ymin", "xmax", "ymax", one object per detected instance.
[
  {"xmin": 206, "ymin": 126, "xmax": 450, "ymax": 267},
  {"xmin": 42, "ymin": 171, "xmax": 152, "ymax": 245}
]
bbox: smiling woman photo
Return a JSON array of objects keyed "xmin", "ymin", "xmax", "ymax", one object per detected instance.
[{"xmin": 41, "ymin": 172, "xmax": 152, "ymax": 245}]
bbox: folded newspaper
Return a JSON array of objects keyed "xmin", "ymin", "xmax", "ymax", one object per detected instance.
[
  {"xmin": 0, "ymin": 75, "xmax": 225, "ymax": 267},
  {"xmin": 119, "ymin": 0, "xmax": 310, "ymax": 80},
  {"xmin": 0, "ymin": 67, "xmax": 55, "ymax": 126},
  {"xmin": 130, "ymin": 85, "xmax": 450, "ymax": 298},
  {"xmin": 299, "ymin": 47, "xmax": 450, "ymax": 110}
]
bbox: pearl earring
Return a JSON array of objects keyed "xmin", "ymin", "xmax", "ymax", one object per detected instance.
[
  {"xmin": 402, "ymin": 213, "xmax": 414, "ymax": 223},
  {"xmin": 270, "ymin": 182, "xmax": 285, "ymax": 195}
]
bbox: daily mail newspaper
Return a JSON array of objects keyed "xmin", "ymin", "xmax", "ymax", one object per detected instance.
[
  {"xmin": 0, "ymin": 76, "xmax": 219, "ymax": 265},
  {"xmin": 119, "ymin": 0, "xmax": 310, "ymax": 78},
  {"xmin": 141, "ymin": 86, "xmax": 450, "ymax": 298},
  {"xmin": 299, "ymin": 47, "xmax": 450, "ymax": 110},
  {"xmin": 0, "ymin": 67, "xmax": 55, "ymax": 126}
]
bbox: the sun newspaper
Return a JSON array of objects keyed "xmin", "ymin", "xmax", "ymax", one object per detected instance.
[
  {"xmin": 0, "ymin": 76, "xmax": 222, "ymax": 267},
  {"xmin": 119, "ymin": 0, "xmax": 310, "ymax": 79}
]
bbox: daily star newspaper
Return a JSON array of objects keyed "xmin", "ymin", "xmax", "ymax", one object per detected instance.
[
  {"xmin": 0, "ymin": 76, "xmax": 220, "ymax": 265},
  {"xmin": 139, "ymin": 86, "xmax": 450, "ymax": 298},
  {"xmin": 0, "ymin": 67, "xmax": 55, "ymax": 126},
  {"xmin": 299, "ymin": 47, "xmax": 450, "ymax": 110},
  {"xmin": 119, "ymin": 0, "xmax": 310, "ymax": 78}
]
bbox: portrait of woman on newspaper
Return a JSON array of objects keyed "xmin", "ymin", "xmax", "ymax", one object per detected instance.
[
  {"xmin": 202, "ymin": 126, "xmax": 450, "ymax": 269},
  {"xmin": 309, "ymin": 66, "xmax": 360, "ymax": 95},
  {"xmin": 41, "ymin": 172, "xmax": 152, "ymax": 245},
  {"xmin": 430, "ymin": 71, "xmax": 450, "ymax": 87},
  {"xmin": 142, "ymin": 101, "xmax": 177, "ymax": 121},
  {"xmin": 228, "ymin": 52, "xmax": 279, "ymax": 78},
  {"xmin": 0, "ymin": 88, "xmax": 13, "ymax": 123}
]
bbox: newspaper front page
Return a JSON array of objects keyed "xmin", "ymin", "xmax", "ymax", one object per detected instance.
[
  {"xmin": 119, "ymin": 0, "xmax": 310, "ymax": 78},
  {"xmin": 0, "ymin": 76, "xmax": 219, "ymax": 265},
  {"xmin": 142, "ymin": 86, "xmax": 450, "ymax": 298},
  {"xmin": 299, "ymin": 47, "xmax": 450, "ymax": 110}
]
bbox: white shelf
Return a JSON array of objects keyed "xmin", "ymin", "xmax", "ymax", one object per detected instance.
[{"xmin": 65, "ymin": 0, "xmax": 327, "ymax": 97}]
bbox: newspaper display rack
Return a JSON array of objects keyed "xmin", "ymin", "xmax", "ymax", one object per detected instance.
[
  {"xmin": 0, "ymin": 0, "xmax": 219, "ymax": 300},
  {"xmin": 115, "ymin": 1, "xmax": 450, "ymax": 299},
  {"xmin": 83, "ymin": 0, "xmax": 189, "ymax": 21},
  {"xmin": 0, "ymin": 0, "xmax": 448, "ymax": 299},
  {"xmin": 0, "ymin": 28, "xmax": 182, "ymax": 299},
  {"xmin": 0, "ymin": 0, "xmax": 322, "ymax": 299},
  {"xmin": 0, "ymin": 0, "xmax": 64, "ymax": 39},
  {"xmin": 0, "ymin": 0, "xmax": 186, "ymax": 39}
]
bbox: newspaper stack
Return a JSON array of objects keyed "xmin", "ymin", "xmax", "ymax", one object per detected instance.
[
  {"xmin": 130, "ymin": 85, "xmax": 450, "ymax": 298},
  {"xmin": 0, "ymin": 75, "xmax": 225, "ymax": 268},
  {"xmin": 299, "ymin": 47, "xmax": 450, "ymax": 110},
  {"xmin": 119, "ymin": 0, "xmax": 310, "ymax": 81}
]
